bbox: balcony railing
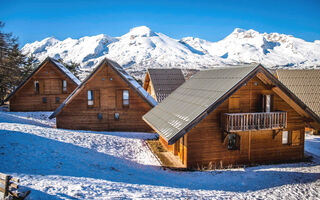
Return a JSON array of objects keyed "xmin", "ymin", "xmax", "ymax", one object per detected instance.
[{"xmin": 222, "ymin": 112, "xmax": 287, "ymax": 132}]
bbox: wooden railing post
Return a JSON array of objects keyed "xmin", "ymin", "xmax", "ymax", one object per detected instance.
[
  {"xmin": 3, "ymin": 175, "xmax": 10, "ymax": 199},
  {"xmin": 223, "ymin": 112, "xmax": 287, "ymax": 132}
]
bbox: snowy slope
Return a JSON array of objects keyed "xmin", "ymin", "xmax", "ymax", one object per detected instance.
[
  {"xmin": 22, "ymin": 26, "xmax": 320, "ymax": 80},
  {"xmin": 1, "ymin": 111, "xmax": 320, "ymax": 199}
]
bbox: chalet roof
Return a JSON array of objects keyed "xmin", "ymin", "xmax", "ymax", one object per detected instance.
[
  {"xmin": 145, "ymin": 68, "xmax": 185, "ymax": 102},
  {"xmin": 5, "ymin": 57, "xmax": 80, "ymax": 102},
  {"xmin": 49, "ymin": 58, "xmax": 157, "ymax": 119},
  {"xmin": 276, "ymin": 69, "xmax": 320, "ymax": 117},
  {"xmin": 50, "ymin": 58, "xmax": 81, "ymax": 85},
  {"xmin": 143, "ymin": 64, "xmax": 320, "ymax": 145}
]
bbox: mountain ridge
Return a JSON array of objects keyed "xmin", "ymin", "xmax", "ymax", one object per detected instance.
[{"xmin": 22, "ymin": 26, "xmax": 320, "ymax": 80}]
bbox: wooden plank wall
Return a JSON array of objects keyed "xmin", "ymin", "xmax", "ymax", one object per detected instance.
[
  {"xmin": 9, "ymin": 62, "xmax": 77, "ymax": 111},
  {"xmin": 184, "ymin": 76, "xmax": 305, "ymax": 169},
  {"xmin": 56, "ymin": 63, "xmax": 153, "ymax": 132}
]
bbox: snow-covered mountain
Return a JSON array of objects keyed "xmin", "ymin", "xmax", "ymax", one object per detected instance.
[{"xmin": 22, "ymin": 26, "xmax": 320, "ymax": 80}]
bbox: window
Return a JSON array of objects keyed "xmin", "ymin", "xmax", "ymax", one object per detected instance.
[
  {"xmin": 34, "ymin": 81, "xmax": 40, "ymax": 94},
  {"xmin": 228, "ymin": 134, "xmax": 240, "ymax": 150},
  {"xmin": 262, "ymin": 94, "xmax": 272, "ymax": 112},
  {"xmin": 282, "ymin": 131, "xmax": 289, "ymax": 144},
  {"xmin": 42, "ymin": 97, "xmax": 47, "ymax": 103},
  {"xmin": 55, "ymin": 97, "xmax": 60, "ymax": 103},
  {"xmin": 123, "ymin": 90, "xmax": 129, "ymax": 106},
  {"xmin": 265, "ymin": 95, "xmax": 271, "ymax": 112},
  {"xmin": 88, "ymin": 90, "xmax": 94, "ymax": 106},
  {"xmin": 62, "ymin": 80, "xmax": 67, "ymax": 92},
  {"xmin": 114, "ymin": 112, "xmax": 120, "ymax": 120}
]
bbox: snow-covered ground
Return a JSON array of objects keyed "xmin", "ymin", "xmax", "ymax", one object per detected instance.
[{"xmin": 0, "ymin": 111, "xmax": 320, "ymax": 199}]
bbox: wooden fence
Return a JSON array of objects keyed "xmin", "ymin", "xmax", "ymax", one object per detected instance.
[
  {"xmin": 223, "ymin": 111, "xmax": 287, "ymax": 132},
  {"xmin": 0, "ymin": 173, "xmax": 30, "ymax": 200}
]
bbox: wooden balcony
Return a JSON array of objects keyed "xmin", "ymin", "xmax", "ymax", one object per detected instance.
[{"xmin": 222, "ymin": 112, "xmax": 287, "ymax": 132}]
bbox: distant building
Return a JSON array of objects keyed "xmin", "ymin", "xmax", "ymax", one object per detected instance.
[
  {"xmin": 50, "ymin": 58, "xmax": 157, "ymax": 132},
  {"xmin": 276, "ymin": 69, "xmax": 320, "ymax": 134},
  {"xmin": 5, "ymin": 57, "xmax": 80, "ymax": 111},
  {"xmin": 143, "ymin": 68, "xmax": 185, "ymax": 102},
  {"xmin": 143, "ymin": 64, "xmax": 320, "ymax": 169}
]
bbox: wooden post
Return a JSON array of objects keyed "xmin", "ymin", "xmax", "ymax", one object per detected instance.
[
  {"xmin": 3, "ymin": 175, "xmax": 10, "ymax": 199},
  {"xmin": 248, "ymin": 131, "xmax": 251, "ymax": 162}
]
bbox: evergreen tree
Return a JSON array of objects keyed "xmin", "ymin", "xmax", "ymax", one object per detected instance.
[{"xmin": 0, "ymin": 21, "xmax": 38, "ymax": 103}]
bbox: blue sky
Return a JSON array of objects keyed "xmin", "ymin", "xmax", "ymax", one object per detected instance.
[{"xmin": 1, "ymin": 0, "xmax": 320, "ymax": 46}]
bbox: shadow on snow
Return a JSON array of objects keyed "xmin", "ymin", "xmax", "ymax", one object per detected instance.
[{"xmin": 0, "ymin": 129, "xmax": 319, "ymax": 193}]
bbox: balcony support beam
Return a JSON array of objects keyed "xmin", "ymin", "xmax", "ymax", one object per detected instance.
[{"xmin": 272, "ymin": 129, "xmax": 282, "ymax": 139}]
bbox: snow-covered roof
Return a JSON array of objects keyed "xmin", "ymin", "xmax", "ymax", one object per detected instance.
[
  {"xmin": 50, "ymin": 58, "xmax": 81, "ymax": 85},
  {"xmin": 5, "ymin": 57, "xmax": 80, "ymax": 102},
  {"xmin": 49, "ymin": 58, "xmax": 157, "ymax": 119}
]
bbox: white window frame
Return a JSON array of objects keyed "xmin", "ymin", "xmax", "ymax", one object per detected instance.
[
  {"xmin": 88, "ymin": 90, "xmax": 94, "ymax": 106},
  {"xmin": 265, "ymin": 94, "xmax": 271, "ymax": 112},
  {"xmin": 123, "ymin": 90, "xmax": 129, "ymax": 106},
  {"xmin": 34, "ymin": 80, "xmax": 39, "ymax": 94},
  {"xmin": 62, "ymin": 80, "xmax": 67, "ymax": 92},
  {"xmin": 282, "ymin": 131, "xmax": 289, "ymax": 144}
]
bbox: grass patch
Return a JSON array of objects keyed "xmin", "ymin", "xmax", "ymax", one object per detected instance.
[{"xmin": 146, "ymin": 140, "xmax": 174, "ymax": 167}]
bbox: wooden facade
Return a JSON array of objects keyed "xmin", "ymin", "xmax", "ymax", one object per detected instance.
[
  {"xmin": 52, "ymin": 59, "xmax": 155, "ymax": 132},
  {"xmin": 6, "ymin": 58, "xmax": 79, "ymax": 111},
  {"xmin": 156, "ymin": 73, "xmax": 314, "ymax": 169},
  {"xmin": 144, "ymin": 72, "xmax": 157, "ymax": 101}
]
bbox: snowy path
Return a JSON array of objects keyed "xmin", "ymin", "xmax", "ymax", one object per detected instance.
[{"xmin": 0, "ymin": 111, "xmax": 320, "ymax": 199}]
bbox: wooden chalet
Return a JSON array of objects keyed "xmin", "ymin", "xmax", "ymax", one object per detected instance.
[
  {"xmin": 49, "ymin": 58, "xmax": 157, "ymax": 132},
  {"xmin": 143, "ymin": 68, "xmax": 185, "ymax": 102},
  {"xmin": 276, "ymin": 69, "xmax": 320, "ymax": 134},
  {"xmin": 143, "ymin": 64, "xmax": 320, "ymax": 169},
  {"xmin": 5, "ymin": 57, "xmax": 81, "ymax": 111}
]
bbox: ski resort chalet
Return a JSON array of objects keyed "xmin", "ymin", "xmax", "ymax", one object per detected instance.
[
  {"xmin": 143, "ymin": 68, "xmax": 185, "ymax": 102},
  {"xmin": 49, "ymin": 58, "xmax": 157, "ymax": 132},
  {"xmin": 5, "ymin": 57, "xmax": 80, "ymax": 111},
  {"xmin": 143, "ymin": 64, "xmax": 320, "ymax": 169},
  {"xmin": 276, "ymin": 69, "xmax": 320, "ymax": 135}
]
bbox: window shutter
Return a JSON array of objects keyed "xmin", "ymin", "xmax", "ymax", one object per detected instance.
[
  {"xmin": 228, "ymin": 96, "xmax": 240, "ymax": 112},
  {"xmin": 262, "ymin": 94, "xmax": 266, "ymax": 112},
  {"xmin": 57, "ymin": 80, "xmax": 62, "ymax": 94},
  {"xmin": 39, "ymin": 80, "xmax": 45, "ymax": 94},
  {"xmin": 288, "ymin": 130, "xmax": 292, "ymax": 145},
  {"xmin": 291, "ymin": 130, "xmax": 301, "ymax": 146},
  {"xmin": 116, "ymin": 90, "xmax": 122, "ymax": 109},
  {"xmin": 270, "ymin": 95, "xmax": 274, "ymax": 112},
  {"xmin": 93, "ymin": 90, "xmax": 100, "ymax": 108}
]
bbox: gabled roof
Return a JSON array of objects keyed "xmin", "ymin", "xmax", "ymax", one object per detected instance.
[
  {"xmin": 5, "ymin": 57, "xmax": 81, "ymax": 101},
  {"xmin": 143, "ymin": 64, "xmax": 320, "ymax": 145},
  {"xmin": 49, "ymin": 58, "xmax": 157, "ymax": 119},
  {"xmin": 144, "ymin": 68, "xmax": 185, "ymax": 102},
  {"xmin": 276, "ymin": 69, "xmax": 320, "ymax": 117}
]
